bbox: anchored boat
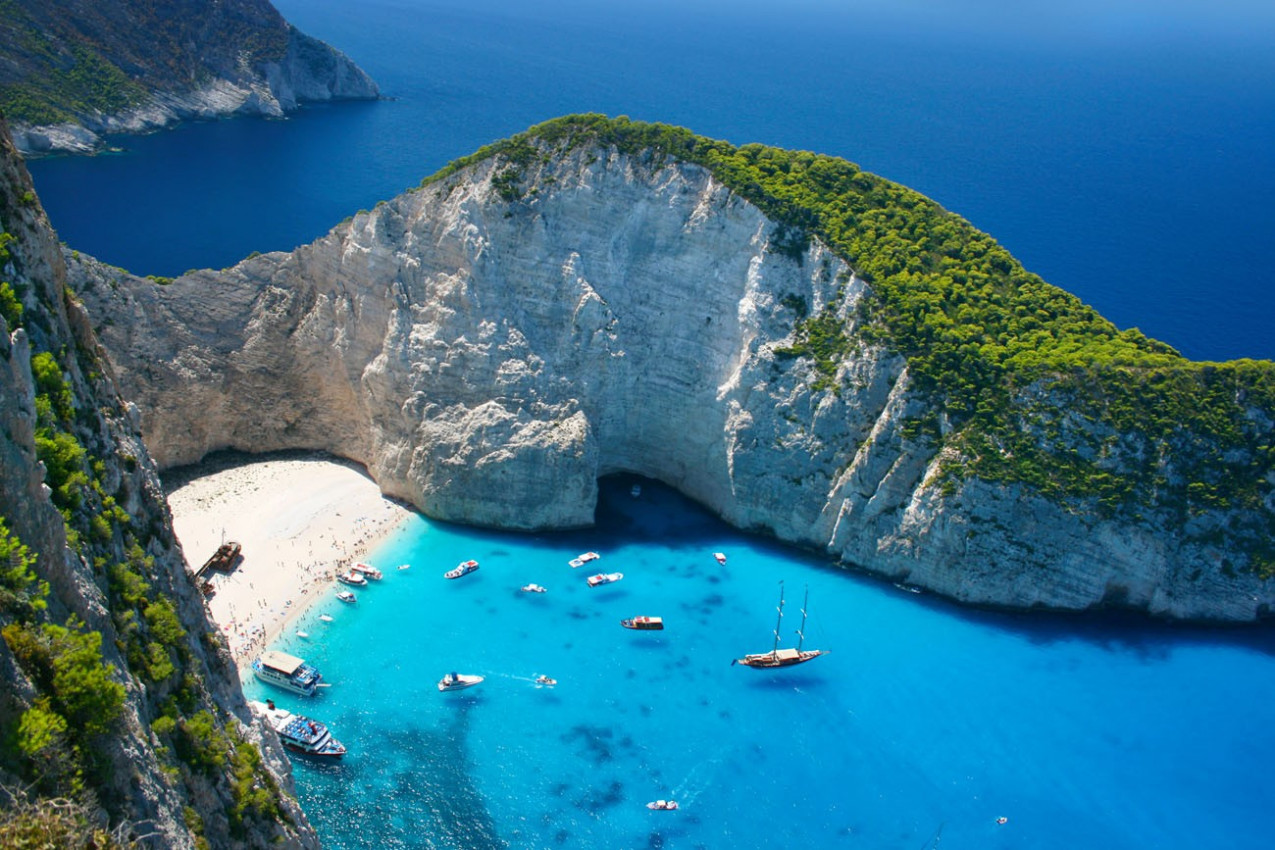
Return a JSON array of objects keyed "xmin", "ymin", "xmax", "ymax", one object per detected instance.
[
  {"xmin": 351, "ymin": 562, "xmax": 383, "ymax": 580},
  {"xmin": 252, "ymin": 651, "xmax": 324, "ymax": 696},
  {"xmin": 621, "ymin": 616, "xmax": 664, "ymax": 630},
  {"xmin": 254, "ymin": 700, "xmax": 346, "ymax": 758},
  {"xmin": 733, "ymin": 583, "xmax": 827, "ymax": 669},
  {"xmin": 587, "ymin": 572, "xmax": 623, "ymax": 587},
  {"xmin": 444, "ymin": 559, "xmax": 479, "ymax": 579},
  {"xmin": 438, "ymin": 672, "xmax": 484, "ymax": 692}
]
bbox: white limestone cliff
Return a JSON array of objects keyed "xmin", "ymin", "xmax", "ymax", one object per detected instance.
[{"xmin": 69, "ymin": 142, "xmax": 1275, "ymax": 622}]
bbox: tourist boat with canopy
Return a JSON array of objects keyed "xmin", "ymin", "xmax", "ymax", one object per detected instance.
[
  {"xmin": 352, "ymin": 562, "xmax": 383, "ymax": 580},
  {"xmin": 732, "ymin": 583, "xmax": 827, "ymax": 669},
  {"xmin": 569, "ymin": 551, "xmax": 600, "ymax": 568},
  {"xmin": 336, "ymin": 570, "xmax": 367, "ymax": 587},
  {"xmin": 252, "ymin": 651, "xmax": 324, "ymax": 696},
  {"xmin": 587, "ymin": 572, "xmax": 623, "ymax": 587},
  {"xmin": 253, "ymin": 699, "xmax": 346, "ymax": 758},
  {"xmin": 335, "ymin": 590, "xmax": 356, "ymax": 604}
]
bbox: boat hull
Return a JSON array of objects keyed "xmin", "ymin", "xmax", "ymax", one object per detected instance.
[
  {"xmin": 733, "ymin": 649, "xmax": 827, "ymax": 668},
  {"xmin": 621, "ymin": 617, "xmax": 664, "ymax": 630}
]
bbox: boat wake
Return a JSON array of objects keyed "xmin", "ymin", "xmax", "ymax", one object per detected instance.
[{"xmin": 670, "ymin": 746, "xmax": 731, "ymax": 806}]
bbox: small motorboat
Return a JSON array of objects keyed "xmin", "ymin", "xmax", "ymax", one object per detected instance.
[
  {"xmin": 351, "ymin": 562, "xmax": 383, "ymax": 581},
  {"xmin": 713, "ymin": 552, "xmax": 727, "ymax": 565},
  {"xmin": 397, "ymin": 563, "xmax": 411, "ymax": 570},
  {"xmin": 438, "ymin": 672, "xmax": 484, "ymax": 692},
  {"xmin": 646, "ymin": 800, "xmax": 678, "ymax": 811},
  {"xmin": 521, "ymin": 583, "xmax": 547, "ymax": 593},
  {"xmin": 444, "ymin": 559, "xmax": 479, "ymax": 579},
  {"xmin": 534, "ymin": 675, "xmax": 557, "ymax": 686},
  {"xmin": 319, "ymin": 614, "xmax": 334, "ymax": 623},
  {"xmin": 335, "ymin": 590, "xmax": 357, "ymax": 604},
  {"xmin": 568, "ymin": 551, "xmax": 600, "ymax": 568},
  {"xmin": 621, "ymin": 616, "xmax": 664, "ymax": 631},
  {"xmin": 296, "ymin": 630, "xmax": 310, "ymax": 639},
  {"xmin": 631, "ymin": 484, "xmax": 642, "ymax": 498},
  {"xmin": 336, "ymin": 570, "xmax": 367, "ymax": 587},
  {"xmin": 587, "ymin": 572, "xmax": 623, "ymax": 587}
]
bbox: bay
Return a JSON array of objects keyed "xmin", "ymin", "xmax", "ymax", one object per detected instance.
[{"xmin": 247, "ymin": 477, "xmax": 1275, "ymax": 849}]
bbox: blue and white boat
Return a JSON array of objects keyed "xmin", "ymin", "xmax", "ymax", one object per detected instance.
[{"xmin": 253, "ymin": 700, "xmax": 346, "ymax": 758}]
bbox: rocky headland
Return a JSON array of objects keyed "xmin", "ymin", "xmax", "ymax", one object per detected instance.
[
  {"xmin": 0, "ymin": 116, "xmax": 317, "ymax": 845},
  {"xmin": 0, "ymin": 0, "xmax": 378, "ymax": 156},
  {"xmin": 69, "ymin": 115, "xmax": 1275, "ymax": 622}
]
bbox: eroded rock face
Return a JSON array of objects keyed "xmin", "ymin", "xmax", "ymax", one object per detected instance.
[
  {"xmin": 0, "ymin": 117, "xmax": 317, "ymax": 847},
  {"xmin": 70, "ymin": 143, "xmax": 1275, "ymax": 621}
]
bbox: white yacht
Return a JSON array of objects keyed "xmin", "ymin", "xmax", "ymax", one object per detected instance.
[{"xmin": 252, "ymin": 651, "xmax": 324, "ymax": 697}]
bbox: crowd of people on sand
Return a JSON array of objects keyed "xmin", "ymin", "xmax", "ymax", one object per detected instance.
[{"xmin": 205, "ymin": 510, "xmax": 405, "ymax": 667}]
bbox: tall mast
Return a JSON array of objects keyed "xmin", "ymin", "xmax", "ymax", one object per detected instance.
[
  {"xmin": 771, "ymin": 582, "xmax": 786, "ymax": 653},
  {"xmin": 796, "ymin": 585, "xmax": 810, "ymax": 651}
]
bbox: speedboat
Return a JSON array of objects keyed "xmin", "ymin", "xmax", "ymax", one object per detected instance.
[
  {"xmin": 631, "ymin": 484, "xmax": 642, "ymax": 498},
  {"xmin": 621, "ymin": 616, "xmax": 663, "ymax": 630},
  {"xmin": 713, "ymin": 552, "xmax": 727, "ymax": 565},
  {"xmin": 336, "ymin": 570, "xmax": 367, "ymax": 587},
  {"xmin": 351, "ymin": 562, "xmax": 383, "ymax": 580},
  {"xmin": 319, "ymin": 614, "xmax": 334, "ymax": 623},
  {"xmin": 296, "ymin": 631, "xmax": 310, "ymax": 639},
  {"xmin": 253, "ymin": 700, "xmax": 346, "ymax": 758},
  {"xmin": 568, "ymin": 551, "xmax": 600, "ymax": 568},
  {"xmin": 587, "ymin": 572, "xmax": 623, "ymax": 587},
  {"xmin": 444, "ymin": 559, "xmax": 479, "ymax": 579},
  {"xmin": 397, "ymin": 563, "xmax": 411, "ymax": 570},
  {"xmin": 335, "ymin": 590, "xmax": 357, "ymax": 604},
  {"xmin": 252, "ymin": 651, "xmax": 323, "ymax": 697},
  {"xmin": 438, "ymin": 672, "xmax": 484, "ymax": 692},
  {"xmin": 521, "ymin": 583, "xmax": 547, "ymax": 593},
  {"xmin": 534, "ymin": 675, "xmax": 557, "ymax": 686},
  {"xmin": 646, "ymin": 800, "xmax": 678, "ymax": 810}
]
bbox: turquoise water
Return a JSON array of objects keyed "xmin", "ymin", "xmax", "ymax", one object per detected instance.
[{"xmin": 244, "ymin": 477, "xmax": 1275, "ymax": 849}]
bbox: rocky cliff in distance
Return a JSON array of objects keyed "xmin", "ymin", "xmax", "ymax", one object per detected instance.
[
  {"xmin": 0, "ymin": 0, "xmax": 378, "ymax": 156},
  {"xmin": 0, "ymin": 119, "xmax": 316, "ymax": 846},
  {"xmin": 70, "ymin": 116, "xmax": 1275, "ymax": 623}
]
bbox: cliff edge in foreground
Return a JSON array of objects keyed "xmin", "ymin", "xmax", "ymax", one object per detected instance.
[
  {"xmin": 0, "ymin": 0, "xmax": 378, "ymax": 156},
  {"xmin": 0, "ymin": 117, "xmax": 316, "ymax": 846},
  {"xmin": 71, "ymin": 115, "xmax": 1275, "ymax": 622}
]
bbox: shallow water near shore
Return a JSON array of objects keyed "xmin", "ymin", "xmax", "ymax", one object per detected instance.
[{"xmin": 244, "ymin": 477, "xmax": 1275, "ymax": 849}]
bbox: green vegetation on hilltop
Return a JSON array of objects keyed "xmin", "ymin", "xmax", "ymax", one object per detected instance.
[{"xmin": 428, "ymin": 114, "xmax": 1275, "ymax": 553}]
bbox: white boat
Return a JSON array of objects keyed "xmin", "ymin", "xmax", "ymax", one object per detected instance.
[
  {"xmin": 444, "ymin": 559, "xmax": 479, "ymax": 579},
  {"xmin": 587, "ymin": 571, "xmax": 623, "ymax": 587},
  {"xmin": 296, "ymin": 631, "xmax": 310, "ymax": 639},
  {"xmin": 336, "ymin": 570, "xmax": 367, "ymax": 587},
  {"xmin": 319, "ymin": 614, "xmax": 334, "ymax": 623},
  {"xmin": 252, "ymin": 651, "xmax": 323, "ymax": 697},
  {"xmin": 335, "ymin": 590, "xmax": 357, "ymax": 604},
  {"xmin": 534, "ymin": 675, "xmax": 557, "ymax": 687},
  {"xmin": 568, "ymin": 551, "xmax": 600, "ymax": 568},
  {"xmin": 713, "ymin": 552, "xmax": 727, "ymax": 565},
  {"xmin": 397, "ymin": 563, "xmax": 411, "ymax": 571},
  {"xmin": 732, "ymin": 583, "xmax": 828, "ymax": 669},
  {"xmin": 631, "ymin": 484, "xmax": 642, "ymax": 497},
  {"xmin": 438, "ymin": 672, "xmax": 484, "ymax": 692},
  {"xmin": 646, "ymin": 800, "xmax": 679, "ymax": 810},
  {"xmin": 253, "ymin": 699, "xmax": 346, "ymax": 758},
  {"xmin": 352, "ymin": 562, "xmax": 383, "ymax": 580},
  {"xmin": 521, "ymin": 583, "xmax": 547, "ymax": 593}
]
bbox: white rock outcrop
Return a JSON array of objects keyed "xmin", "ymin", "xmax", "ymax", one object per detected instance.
[{"xmin": 70, "ymin": 143, "xmax": 1275, "ymax": 621}]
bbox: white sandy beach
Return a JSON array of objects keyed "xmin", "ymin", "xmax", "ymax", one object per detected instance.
[{"xmin": 165, "ymin": 455, "xmax": 414, "ymax": 671}]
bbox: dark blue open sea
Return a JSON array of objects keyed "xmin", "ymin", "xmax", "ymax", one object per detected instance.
[
  {"xmin": 247, "ymin": 477, "xmax": 1275, "ymax": 850},
  {"xmin": 18, "ymin": 2, "xmax": 1275, "ymax": 846},
  {"xmin": 24, "ymin": 0, "xmax": 1275, "ymax": 362}
]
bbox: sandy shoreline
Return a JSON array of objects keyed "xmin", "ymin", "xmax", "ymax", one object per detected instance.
[{"xmin": 165, "ymin": 454, "xmax": 415, "ymax": 673}]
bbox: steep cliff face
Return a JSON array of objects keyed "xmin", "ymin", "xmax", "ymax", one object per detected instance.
[
  {"xmin": 0, "ymin": 119, "xmax": 316, "ymax": 846},
  {"xmin": 0, "ymin": 0, "xmax": 378, "ymax": 156},
  {"xmin": 69, "ymin": 127, "xmax": 1275, "ymax": 622}
]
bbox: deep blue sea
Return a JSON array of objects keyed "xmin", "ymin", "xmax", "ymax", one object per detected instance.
[
  {"xmin": 244, "ymin": 477, "xmax": 1275, "ymax": 850},
  {"xmin": 17, "ymin": 2, "xmax": 1275, "ymax": 846},
  {"xmin": 22, "ymin": 0, "xmax": 1275, "ymax": 362}
]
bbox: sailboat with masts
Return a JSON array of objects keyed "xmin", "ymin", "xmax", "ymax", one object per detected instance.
[{"xmin": 732, "ymin": 582, "xmax": 827, "ymax": 668}]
